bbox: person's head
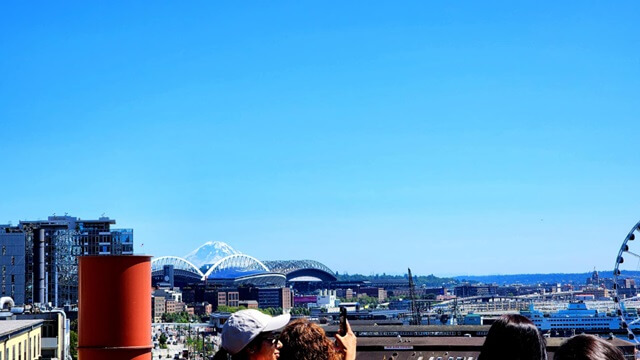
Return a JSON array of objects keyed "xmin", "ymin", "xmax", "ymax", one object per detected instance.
[
  {"xmin": 279, "ymin": 319, "xmax": 339, "ymax": 360},
  {"xmin": 217, "ymin": 309, "xmax": 291, "ymax": 360},
  {"xmin": 478, "ymin": 314, "xmax": 547, "ymax": 360},
  {"xmin": 553, "ymin": 334, "xmax": 625, "ymax": 360}
]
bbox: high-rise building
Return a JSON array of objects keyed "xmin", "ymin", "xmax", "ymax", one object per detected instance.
[
  {"xmin": 12, "ymin": 215, "xmax": 133, "ymax": 306},
  {"xmin": 0, "ymin": 226, "xmax": 26, "ymax": 304}
]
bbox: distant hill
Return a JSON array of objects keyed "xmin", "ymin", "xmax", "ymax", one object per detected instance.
[
  {"xmin": 454, "ymin": 270, "xmax": 640, "ymax": 285},
  {"xmin": 335, "ymin": 271, "xmax": 640, "ymax": 287},
  {"xmin": 336, "ymin": 273, "xmax": 457, "ymax": 287}
]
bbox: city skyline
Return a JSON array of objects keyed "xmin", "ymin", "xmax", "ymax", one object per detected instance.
[{"xmin": 1, "ymin": 2, "xmax": 639, "ymax": 276}]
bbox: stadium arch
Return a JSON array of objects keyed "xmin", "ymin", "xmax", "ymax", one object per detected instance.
[
  {"xmin": 263, "ymin": 260, "xmax": 337, "ymax": 282},
  {"xmin": 151, "ymin": 256, "xmax": 205, "ymax": 287},
  {"xmin": 203, "ymin": 254, "xmax": 286, "ymax": 287}
]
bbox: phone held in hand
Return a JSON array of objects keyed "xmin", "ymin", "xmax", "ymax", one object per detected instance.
[{"xmin": 339, "ymin": 306, "xmax": 347, "ymax": 336}]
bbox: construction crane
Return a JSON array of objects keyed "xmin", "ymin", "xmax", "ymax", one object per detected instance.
[{"xmin": 408, "ymin": 268, "xmax": 420, "ymax": 325}]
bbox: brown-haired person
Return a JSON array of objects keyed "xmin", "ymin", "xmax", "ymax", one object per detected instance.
[
  {"xmin": 553, "ymin": 334, "xmax": 625, "ymax": 360},
  {"xmin": 213, "ymin": 309, "xmax": 291, "ymax": 360},
  {"xmin": 478, "ymin": 314, "xmax": 547, "ymax": 360},
  {"xmin": 279, "ymin": 318, "xmax": 357, "ymax": 360}
]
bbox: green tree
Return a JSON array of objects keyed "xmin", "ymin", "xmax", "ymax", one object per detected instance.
[
  {"xmin": 216, "ymin": 305, "xmax": 248, "ymax": 313},
  {"xmin": 261, "ymin": 307, "xmax": 282, "ymax": 316},
  {"xmin": 357, "ymin": 295, "xmax": 379, "ymax": 308},
  {"xmin": 291, "ymin": 307, "xmax": 310, "ymax": 316},
  {"xmin": 70, "ymin": 331, "xmax": 78, "ymax": 360},
  {"xmin": 159, "ymin": 332, "xmax": 168, "ymax": 348},
  {"xmin": 162, "ymin": 311, "xmax": 197, "ymax": 323}
]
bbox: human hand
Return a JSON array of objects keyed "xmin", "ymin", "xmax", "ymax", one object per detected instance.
[{"xmin": 335, "ymin": 319, "xmax": 357, "ymax": 360}]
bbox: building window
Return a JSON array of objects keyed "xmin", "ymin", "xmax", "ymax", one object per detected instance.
[
  {"xmin": 2, "ymin": 245, "xmax": 5, "ymax": 255},
  {"xmin": 11, "ymin": 257, "xmax": 14, "ymax": 265}
]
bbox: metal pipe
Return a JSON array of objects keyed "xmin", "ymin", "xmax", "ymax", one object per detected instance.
[
  {"xmin": 78, "ymin": 255, "xmax": 152, "ymax": 360},
  {"xmin": 0, "ymin": 296, "xmax": 14, "ymax": 310},
  {"xmin": 35, "ymin": 229, "xmax": 45, "ymax": 304},
  {"xmin": 49, "ymin": 308, "xmax": 72, "ymax": 360}
]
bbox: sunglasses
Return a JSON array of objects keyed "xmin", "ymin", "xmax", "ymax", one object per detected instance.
[{"xmin": 262, "ymin": 334, "xmax": 280, "ymax": 345}]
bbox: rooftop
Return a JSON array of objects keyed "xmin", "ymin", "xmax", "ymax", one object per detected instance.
[{"xmin": 0, "ymin": 320, "xmax": 44, "ymax": 338}]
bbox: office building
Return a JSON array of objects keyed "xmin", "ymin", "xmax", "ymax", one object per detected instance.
[
  {"xmin": 454, "ymin": 284, "xmax": 498, "ymax": 298},
  {"xmin": 256, "ymin": 288, "xmax": 293, "ymax": 310},
  {"xmin": 359, "ymin": 287, "xmax": 387, "ymax": 302},
  {"xmin": 6, "ymin": 215, "xmax": 133, "ymax": 306},
  {"xmin": 0, "ymin": 226, "xmax": 26, "ymax": 304}
]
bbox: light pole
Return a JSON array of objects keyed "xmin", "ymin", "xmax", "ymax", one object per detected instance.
[{"xmin": 188, "ymin": 323, "xmax": 191, "ymax": 360}]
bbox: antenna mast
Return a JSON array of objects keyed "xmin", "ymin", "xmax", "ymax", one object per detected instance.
[{"xmin": 408, "ymin": 268, "xmax": 420, "ymax": 325}]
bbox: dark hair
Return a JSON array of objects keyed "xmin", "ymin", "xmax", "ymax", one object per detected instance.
[
  {"xmin": 279, "ymin": 319, "xmax": 339, "ymax": 360},
  {"xmin": 554, "ymin": 334, "xmax": 624, "ymax": 360},
  {"xmin": 478, "ymin": 314, "xmax": 547, "ymax": 360},
  {"xmin": 213, "ymin": 348, "xmax": 232, "ymax": 360}
]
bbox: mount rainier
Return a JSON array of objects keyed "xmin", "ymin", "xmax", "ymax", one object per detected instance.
[{"xmin": 184, "ymin": 241, "xmax": 241, "ymax": 268}]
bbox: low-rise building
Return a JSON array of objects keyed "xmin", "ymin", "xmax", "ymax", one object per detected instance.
[
  {"xmin": 293, "ymin": 296, "xmax": 317, "ymax": 308},
  {"xmin": 165, "ymin": 300, "xmax": 185, "ymax": 314},
  {"xmin": 0, "ymin": 319, "xmax": 44, "ymax": 360},
  {"xmin": 153, "ymin": 288, "xmax": 182, "ymax": 302},
  {"xmin": 345, "ymin": 289, "xmax": 354, "ymax": 300},
  {"xmin": 454, "ymin": 284, "xmax": 498, "ymax": 298},
  {"xmin": 359, "ymin": 287, "xmax": 386, "ymax": 302},
  {"xmin": 580, "ymin": 287, "xmax": 609, "ymax": 300},
  {"xmin": 238, "ymin": 287, "xmax": 291, "ymax": 310},
  {"xmin": 203, "ymin": 289, "xmax": 239, "ymax": 310},
  {"xmin": 390, "ymin": 287, "xmax": 445, "ymax": 298},
  {"xmin": 152, "ymin": 296, "xmax": 166, "ymax": 323},
  {"xmin": 17, "ymin": 312, "xmax": 66, "ymax": 360},
  {"xmin": 239, "ymin": 300, "xmax": 258, "ymax": 309},
  {"xmin": 317, "ymin": 290, "xmax": 336, "ymax": 308},
  {"xmin": 193, "ymin": 302, "xmax": 212, "ymax": 315}
]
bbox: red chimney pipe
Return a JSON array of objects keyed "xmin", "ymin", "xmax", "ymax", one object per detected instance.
[{"xmin": 78, "ymin": 255, "xmax": 152, "ymax": 360}]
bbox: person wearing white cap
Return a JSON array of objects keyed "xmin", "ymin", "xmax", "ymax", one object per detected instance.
[{"xmin": 213, "ymin": 309, "xmax": 291, "ymax": 360}]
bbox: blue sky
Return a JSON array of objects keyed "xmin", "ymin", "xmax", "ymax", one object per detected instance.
[{"xmin": 1, "ymin": 1, "xmax": 639, "ymax": 276}]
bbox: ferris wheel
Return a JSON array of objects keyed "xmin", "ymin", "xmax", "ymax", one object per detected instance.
[{"xmin": 613, "ymin": 219, "xmax": 640, "ymax": 342}]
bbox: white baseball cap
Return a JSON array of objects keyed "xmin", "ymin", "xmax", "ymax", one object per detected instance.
[{"xmin": 221, "ymin": 309, "xmax": 291, "ymax": 355}]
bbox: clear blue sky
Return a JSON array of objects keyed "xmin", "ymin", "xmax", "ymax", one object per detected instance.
[{"xmin": 1, "ymin": 1, "xmax": 639, "ymax": 276}]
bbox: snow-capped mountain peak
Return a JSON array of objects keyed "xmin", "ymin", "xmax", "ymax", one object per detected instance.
[{"xmin": 184, "ymin": 241, "xmax": 241, "ymax": 268}]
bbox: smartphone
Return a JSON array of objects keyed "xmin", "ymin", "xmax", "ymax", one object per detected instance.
[{"xmin": 339, "ymin": 306, "xmax": 348, "ymax": 336}]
